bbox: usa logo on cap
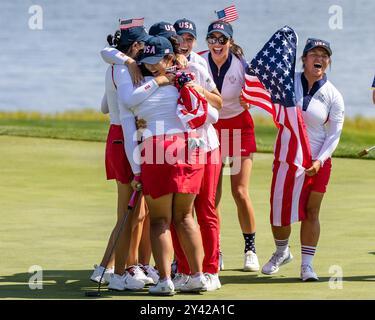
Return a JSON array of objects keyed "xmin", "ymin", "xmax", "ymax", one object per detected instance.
[
  {"xmin": 164, "ymin": 24, "xmax": 175, "ymax": 32},
  {"xmin": 178, "ymin": 21, "xmax": 194, "ymax": 30},
  {"xmin": 144, "ymin": 45, "xmax": 156, "ymax": 54},
  {"xmin": 213, "ymin": 23, "xmax": 225, "ymax": 30}
]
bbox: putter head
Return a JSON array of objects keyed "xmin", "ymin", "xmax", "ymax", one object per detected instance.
[
  {"xmin": 85, "ymin": 291, "xmax": 101, "ymax": 297},
  {"xmin": 358, "ymin": 149, "xmax": 368, "ymax": 157}
]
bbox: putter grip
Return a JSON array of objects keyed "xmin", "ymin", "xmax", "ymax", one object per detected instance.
[
  {"xmin": 128, "ymin": 191, "xmax": 138, "ymax": 209},
  {"xmin": 358, "ymin": 149, "xmax": 368, "ymax": 157}
]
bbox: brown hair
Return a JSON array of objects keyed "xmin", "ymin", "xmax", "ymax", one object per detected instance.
[{"xmin": 230, "ymin": 39, "xmax": 245, "ymax": 60}]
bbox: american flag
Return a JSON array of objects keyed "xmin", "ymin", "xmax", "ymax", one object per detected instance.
[
  {"xmin": 175, "ymin": 73, "xmax": 208, "ymax": 130},
  {"xmin": 242, "ymin": 26, "xmax": 313, "ymax": 226},
  {"xmin": 119, "ymin": 18, "xmax": 144, "ymax": 30},
  {"xmin": 216, "ymin": 5, "xmax": 238, "ymax": 23}
]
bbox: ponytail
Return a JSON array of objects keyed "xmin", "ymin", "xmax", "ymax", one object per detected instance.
[
  {"xmin": 230, "ymin": 39, "xmax": 244, "ymax": 60},
  {"xmin": 107, "ymin": 30, "xmax": 121, "ymax": 47},
  {"xmin": 106, "ymin": 30, "xmax": 132, "ymax": 54}
]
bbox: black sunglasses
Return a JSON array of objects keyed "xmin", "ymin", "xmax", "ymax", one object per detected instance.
[{"xmin": 206, "ymin": 35, "xmax": 229, "ymax": 45}]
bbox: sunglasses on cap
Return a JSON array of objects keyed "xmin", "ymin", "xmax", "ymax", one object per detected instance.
[{"xmin": 206, "ymin": 35, "xmax": 229, "ymax": 45}]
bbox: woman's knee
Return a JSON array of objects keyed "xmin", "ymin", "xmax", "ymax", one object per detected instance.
[
  {"xmin": 231, "ymin": 186, "xmax": 249, "ymax": 202},
  {"xmin": 149, "ymin": 216, "xmax": 170, "ymax": 228},
  {"xmin": 305, "ymin": 206, "xmax": 320, "ymax": 222},
  {"xmin": 172, "ymin": 211, "xmax": 195, "ymax": 227}
]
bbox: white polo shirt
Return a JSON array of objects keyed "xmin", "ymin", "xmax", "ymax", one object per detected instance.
[
  {"xmin": 295, "ymin": 72, "xmax": 345, "ymax": 162},
  {"xmin": 201, "ymin": 51, "xmax": 246, "ymax": 119}
]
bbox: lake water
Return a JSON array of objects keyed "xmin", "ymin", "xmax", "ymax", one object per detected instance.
[{"xmin": 0, "ymin": 0, "xmax": 374, "ymax": 117}]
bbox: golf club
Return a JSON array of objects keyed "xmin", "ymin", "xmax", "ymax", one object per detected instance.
[
  {"xmin": 85, "ymin": 190, "xmax": 140, "ymax": 297},
  {"xmin": 358, "ymin": 145, "xmax": 375, "ymax": 157}
]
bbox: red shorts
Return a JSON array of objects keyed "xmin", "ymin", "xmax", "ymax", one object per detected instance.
[
  {"xmin": 105, "ymin": 124, "xmax": 133, "ymax": 184},
  {"xmin": 140, "ymin": 133, "xmax": 204, "ymax": 199},
  {"xmin": 213, "ymin": 110, "xmax": 257, "ymax": 158},
  {"xmin": 311, "ymin": 158, "xmax": 332, "ymax": 193}
]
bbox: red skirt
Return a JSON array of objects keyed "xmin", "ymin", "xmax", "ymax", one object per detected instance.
[
  {"xmin": 140, "ymin": 133, "xmax": 204, "ymax": 199},
  {"xmin": 105, "ymin": 124, "xmax": 133, "ymax": 184},
  {"xmin": 311, "ymin": 158, "xmax": 332, "ymax": 193},
  {"xmin": 214, "ymin": 110, "xmax": 257, "ymax": 158}
]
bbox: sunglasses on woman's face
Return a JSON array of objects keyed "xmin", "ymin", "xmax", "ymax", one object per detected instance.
[{"xmin": 206, "ymin": 35, "xmax": 229, "ymax": 45}]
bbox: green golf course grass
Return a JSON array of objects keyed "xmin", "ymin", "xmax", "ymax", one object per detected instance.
[
  {"xmin": 1, "ymin": 110, "xmax": 375, "ymax": 159},
  {"xmin": 1, "ymin": 135, "xmax": 374, "ymax": 300}
]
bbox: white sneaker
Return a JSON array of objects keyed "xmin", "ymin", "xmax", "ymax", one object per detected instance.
[
  {"xmin": 219, "ymin": 251, "xmax": 224, "ymax": 271},
  {"xmin": 172, "ymin": 273, "xmax": 190, "ymax": 291},
  {"xmin": 130, "ymin": 265, "xmax": 154, "ymax": 285},
  {"xmin": 261, "ymin": 249, "xmax": 293, "ymax": 275},
  {"xmin": 107, "ymin": 273, "xmax": 127, "ymax": 291},
  {"xmin": 141, "ymin": 264, "xmax": 159, "ymax": 284},
  {"xmin": 149, "ymin": 278, "xmax": 175, "ymax": 296},
  {"xmin": 301, "ymin": 264, "xmax": 319, "ymax": 282},
  {"xmin": 204, "ymin": 273, "xmax": 221, "ymax": 291},
  {"xmin": 180, "ymin": 274, "xmax": 208, "ymax": 293},
  {"xmin": 243, "ymin": 251, "xmax": 260, "ymax": 272},
  {"xmin": 123, "ymin": 266, "xmax": 147, "ymax": 289},
  {"xmin": 90, "ymin": 264, "xmax": 114, "ymax": 284}
]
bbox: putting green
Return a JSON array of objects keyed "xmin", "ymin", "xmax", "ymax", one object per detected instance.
[{"xmin": 0, "ymin": 136, "xmax": 374, "ymax": 300}]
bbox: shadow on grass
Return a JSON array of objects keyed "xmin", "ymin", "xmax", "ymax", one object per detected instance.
[
  {"xmin": 0, "ymin": 270, "xmax": 154, "ymax": 300},
  {"xmin": 219, "ymin": 273, "xmax": 375, "ymax": 285},
  {"xmin": 1, "ymin": 270, "xmax": 375, "ymax": 299}
]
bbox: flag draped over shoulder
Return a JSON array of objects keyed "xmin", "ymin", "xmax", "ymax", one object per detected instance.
[
  {"xmin": 241, "ymin": 26, "xmax": 313, "ymax": 226},
  {"xmin": 175, "ymin": 72, "xmax": 208, "ymax": 130}
]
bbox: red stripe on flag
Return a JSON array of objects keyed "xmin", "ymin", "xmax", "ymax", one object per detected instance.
[
  {"xmin": 280, "ymin": 109, "xmax": 298, "ymax": 226},
  {"xmin": 270, "ymin": 160, "xmax": 280, "ymax": 225},
  {"xmin": 223, "ymin": 5, "xmax": 238, "ymax": 22},
  {"xmin": 119, "ymin": 18, "xmax": 144, "ymax": 30}
]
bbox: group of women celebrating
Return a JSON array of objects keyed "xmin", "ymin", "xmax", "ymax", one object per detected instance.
[{"xmin": 89, "ymin": 16, "xmax": 344, "ymax": 296}]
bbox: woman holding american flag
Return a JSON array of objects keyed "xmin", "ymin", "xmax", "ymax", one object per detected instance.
[
  {"xmin": 242, "ymin": 28, "xmax": 344, "ymax": 281},
  {"xmin": 200, "ymin": 16, "xmax": 260, "ymax": 273}
]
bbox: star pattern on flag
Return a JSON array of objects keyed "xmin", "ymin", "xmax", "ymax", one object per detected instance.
[{"xmin": 248, "ymin": 25, "xmax": 297, "ymax": 107}]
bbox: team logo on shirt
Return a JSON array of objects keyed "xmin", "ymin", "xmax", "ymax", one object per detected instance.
[
  {"xmin": 228, "ymin": 75, "xmax": 237, "ymax": 84},
  {"xmin": 317, "ymin": 93, "xmax": 328, "ymax": 104}
]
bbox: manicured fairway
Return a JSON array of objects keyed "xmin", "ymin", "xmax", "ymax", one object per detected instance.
[{"xmin": 0, "ymin": 136, "xmax": 374, "ymax": 300}]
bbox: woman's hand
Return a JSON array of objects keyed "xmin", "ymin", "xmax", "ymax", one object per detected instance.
[
  {"xmin": 185, "ymin": 81, "xmax": 204, "ymax": 95},
  {"xmin": 305, "ymin": 160, "xmax": 321, "ymax": 177},
  {"xmin": 131, "ymin": 175, "xmax": 142, "ymax": 191},
  {"xmin": 239, "ymin": 95, "xmax": 250, "ymax": 110},
  {"xmin": 126, "ymin": 58, "xmax": 143, "ymax": 86},
  {"xmin": 175, "ymin": 54, "xmax": 188, "ymax": 69},
  {"xmin": 155, "ymin": 74, "xmax": 175, "ymax": 86},
  {"xmin": 136, "ymin": 118, "xmax": 147, "ymax": 129}
]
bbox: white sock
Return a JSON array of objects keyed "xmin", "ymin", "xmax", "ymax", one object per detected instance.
[
  {"xmin": 275, "ymin": 238, "xmax": 289, "ymax": 254},
  {"xmin": 160, "ymin": 277, "xmax": 171, "ymax": 282},
  {"xmin": 191, "ymin": 272, "xmax": 203, "ymax": 278},
  {"xmin": 301, "ymin": 245, "xmax": 316, "ymax": 266}
]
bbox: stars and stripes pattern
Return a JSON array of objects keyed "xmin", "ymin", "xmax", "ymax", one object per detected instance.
[
  {"xmin": 241, "ymin": 26, "xmax": 313, "ymax": 226},
  {"xmin": 216, "ymin": 5, "xmax": 239, "ymax": 23},
  {"xmin": 175, "ymin": 73, "xmax": 208, "ymax": 130},
  {"xmin": 119, "ymin": 18, "xmax": 144, "ymax": 30}
]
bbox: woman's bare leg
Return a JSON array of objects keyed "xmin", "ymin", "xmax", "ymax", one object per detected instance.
[
  {"xmin": 145, "ymin": 193, "xmax": 173, "ymax": 279},
  {"xmin": 172, "ymin": 193, "xmax": 204, "ymax": 275}
]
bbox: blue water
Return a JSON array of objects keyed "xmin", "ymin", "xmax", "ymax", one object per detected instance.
[{"xmin": 0, "ymin": 0, "xmax": 374, "ymax": 117}]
